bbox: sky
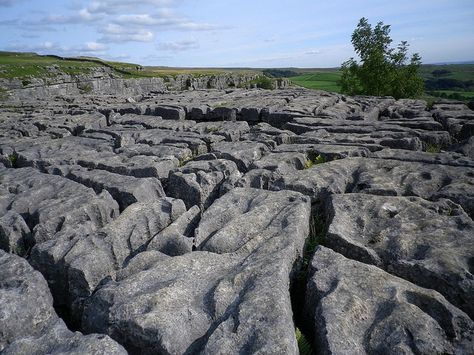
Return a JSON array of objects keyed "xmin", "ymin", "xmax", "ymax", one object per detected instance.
[{"xmin": 0, "ymin": 0, "xmax": 473, "ymax": 68}]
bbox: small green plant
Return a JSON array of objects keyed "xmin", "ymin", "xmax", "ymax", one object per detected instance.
[
  {"xmin": 79, "ymin": 83, "xmax": 93, "ymax": 94},
  {"xmin": 178, "ymin": 152, "xmax": 198, "ymax": 167},
  {"xmin": 8, "ymin": 153, "xmax": 18, "ymax": 167},
  {"xmin": 296, "ymin": 328, "xmax": 314, "ymax": 355},
  {"xmin": 305, "ymin": 215, "xmax": 326, "ymax": 264},
  {"xmin": 304, "ymin": 159, "xmax": 314, "ymax": 169},
  {"xmin": 205, "ymin": 126, "xmax": 219, "ymax": 133},
  {"xmin": 21, "ymin": 79, "xmax": 31, "ymax": 87},
  {"xmin": 305, "ymin": 152, "xmax": 327, "ymax": 168},
  {"xmin": 249, "ymin": 75, "xmax": 274, "ymax": 89},
  {"xmin": 426, "ymin": 143, "xmax": 441, "ymax": 153},
  {"xmin": 0, "ymin": 86, "xmax": 8, "ymax": 101},
  {"xmin": 213, "ymin": 102, "xmax": 229, "ymax": 108},
  {"xmin": 315, "ymin": 154, "xmax": 326, "ymax": 164}
]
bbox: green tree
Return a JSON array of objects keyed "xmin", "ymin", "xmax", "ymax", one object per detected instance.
[{"xmin": 340, "ymin": 18, "xmax": 424, "ymax": 99}]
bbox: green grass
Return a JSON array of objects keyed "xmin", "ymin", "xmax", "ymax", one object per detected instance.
[
  {"xmin": 296, "ymin": 328, "xmax": 314, "ymax": 355},
  {"xmin": 0, "ymin": 52, "xmax": 102, "ymax": 78},
  {"xmin": 432, "ymin": 90, "xmax": 474, "ymax": 99},
  {"xmin": 426, "ymin": 143, "xmax": 441, "ymax": 153},
  {"xmin": 288, "ymin": 64, "xmax": 474, "ymax": 100},
  {"xmin": 290, "ymin": 72, "xmax": 342, "ymax": 92},
  {"xmin": 420, "ymin": 64, "xmax": 474, "ymax": 81}
]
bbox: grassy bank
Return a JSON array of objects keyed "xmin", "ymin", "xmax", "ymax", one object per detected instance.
[
  {"xmin": 286, "ymin": 63, "xmax": 474, "ymax": 101},
  {"xmin": 0, "ymin": 51, "xmax": 257, "ymax": 81}
]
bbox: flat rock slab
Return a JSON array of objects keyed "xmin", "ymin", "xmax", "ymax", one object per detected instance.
[
  {"xmin": 0, "ymin": 250, "xmax": 127, "ymax": 354},
  {"xmin": 305, "ymin": 246, "xmax": 474, "ymax": 355},
  {"xmin": 273, "ymin": 157, "xmax": 474, "ymax": 218},
  {"xmin": 210, "ymin": 141, "xmax": 270, "ymax": 172},
  {"xmin": 55, "ymin": 165, "xmax": 166, "ymax": 211},
  {"xmin": 29, "ymin": 199, "xmax": 186, "ymax": 325},
  {"xmin": 271, "ymin": 157, "xmax": 360, "ymax": 202},
  {"xmin": 326, "ymin": 194, "xmax": 474, "ymax": 319},
  {"xmin": 186, "ymin": 121, "xmax": 250, "ymax": 141},
  {"xmin": 82, "ymin": 188, "xmax": 311, "ymax": 354},
  {"xmin": 0, "ymin": 167, "xmax": 118, "ymax": 251},
  {"xmin": 352, "ymin": 158, "xmax": 474, "ymax": 218},
  {"xmin": 166, "ymin": 159, "xmax": 242, "ymax": 210}
]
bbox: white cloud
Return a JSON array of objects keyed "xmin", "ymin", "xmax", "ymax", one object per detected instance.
[
  {"xmin": 100, "ymin": 24, "xmax": 155, "ymax": 43},
  {"xmin": 305, "ymin": 50, "xmax": 321, "ymax": 55},
  {"xmin": 158, "ymin": 39, "xmax": 199, "ymax": 51},
  {"xmin": 6, "ymin": 41, "xmax": 109, "ymax": 56},
  {"xmin": 82, "ymin": 41, "xmax": 108, "ymax": 51},
  {"xmin": 113, "ymin": 12, "xmax": 218, "ymax": 31},
  {"xmin": 87, "ymin": 0, "xmax": 179, "ymax": 14}
]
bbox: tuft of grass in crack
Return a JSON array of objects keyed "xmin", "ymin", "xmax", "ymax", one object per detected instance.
[
  {"xmin": 303, "ymin": 213, "xmax": 327, "ymax": 269},
  {"xmin": 296, "ymin": 327, "xmax": 314, "ymax": 355},
  {"xmin": 303, "ymin": 159, "xmax": 314, "ymax": 169},
  {"xmin": 178, "ymin": 152, "xmax": 199, "ymax": 167},
  {"xmin": 8, "ymin": 153, "xmax": 18, "ymax": 168},
  {"xmin": 205, "ymin": 126, "xmax": 219, "ymax": 133},
  {"xmin": 426, "ymin": 143, "xmax": 441, "ymax": 154},
  {"xmin": 0, "ymin": 86, "xmax": 9, "ymax": 101},
  {"xmin": 305, "ymin": 151, "xmax": 328, "ymax": 169},
  {"xmin": 291, "ymin": 209, "xmax": 326, "ymax": 355}
]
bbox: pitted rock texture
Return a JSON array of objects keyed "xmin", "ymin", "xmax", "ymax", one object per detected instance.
[
  {"xmin": 304, "ymin": 246, "xmax": 474, "ymax": 355},
  {"xmin": 0, "ymin": 250, "xmax": 127, "ymax": 354},
  {"xmin": 1, "ymin": 88, "xmax": 473, "ymax": 354}
]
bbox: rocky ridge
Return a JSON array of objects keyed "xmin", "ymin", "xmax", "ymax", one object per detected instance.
[
  {"xmin": 0, "ymin": 87, "xmax": 473, "ymax": 354},
  {"xmin": 0, "ymin": 69, "xmax": 290, "ymax": 101}
]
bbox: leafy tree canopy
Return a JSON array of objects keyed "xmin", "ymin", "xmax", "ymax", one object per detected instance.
[{"xmin": 340, "ymin": 17, "xmax": 424, "ymax": 99}]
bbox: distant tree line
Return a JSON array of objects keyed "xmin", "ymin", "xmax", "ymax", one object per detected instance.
[
  {"xmin": 431, "ymin": 69, "xmax": 451, "ymax": 77},
  {"xmin": 262, "ymin": 69, "xmax": 299, "ymax": 78},
  {"xmin": 425, "ymin": 78, "xmax": 474, "ymax": 91}
]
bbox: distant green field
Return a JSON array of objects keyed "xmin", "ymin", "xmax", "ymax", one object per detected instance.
[
  {"xmin": 289, "ymin": 72, "xmax": 342, "ymax": 92},
  {"xmin": 288, "ymin": 64, "xmax": 474, "ymax": 101},
  {"xmin": 430, "ymin": 90, "xmax": 474, "ymax": 100},
  {"xmin": 420, "ymin": 64, "xmax": 474, "ymax": 81}
]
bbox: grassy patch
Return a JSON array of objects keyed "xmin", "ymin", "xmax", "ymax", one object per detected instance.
[
  {"xmin": 290, "ymin": 72, "xmax": 342, "ymax": 92},
  {"xmin": 248, "ymin": 75, "xmax": 274, "ymax": 89},
  {"xmin": 0, "ymin": 86, "xmax": 9, "ymax": 101},
  {"xmin": 304, "ymin": 159, "xmax": 314, "ymax": 169},
  {"xmin": 8, "ymin": 153, "xmax": 18, "ymax": 167},
  {"xmin": 78, "ymin": 82, "xmax": 93, "ymax": 94},
  {"xmin": 205, "ymin": 126, "xmax": 219, "ymax": 133},
  {"xmin": 426, "ymin": 143, "xmax": 441, "ymax": 153},
  {"xmin": 306, "ymin": 151, "xmax": 328, "ymax": 167},
  {"xmin": 296, "ymin": 328, "xmax": 314, "ymax": 355}
]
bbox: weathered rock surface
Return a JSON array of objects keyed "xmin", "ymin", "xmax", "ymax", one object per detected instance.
[
  {"xmin": 29, "ymin": 199, "xmax": 186, "ymax": 325},
  {"xmin": 166, "ymin": 159, "xmax": 242, "ymax": 209},
  {"xmin": 82, "ymin": 188, "xmax": 311, "ymax": 354},
  {"xmin": 0, "ymin": 250, "xmax": 127, "ymax": 354},
  {"xmin": 51, "ymin": 165, "xmax": 166, "ymax": 211},
  {"xmin": 0, "ymin": 167, "xmax": 118, "ymax": 252},
  {"xmin": 326, "ymin": 194, "xmax": 474, "ymax": 318},
  {"xmin": 305, "ymin": 246, "xmax": 474, "ymax": 355},
  {"xmin": 0, "ymin": 87, "xmax": 473, "ymax": 354}
]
